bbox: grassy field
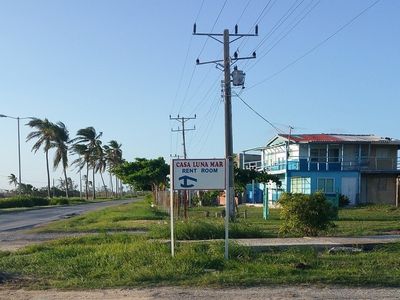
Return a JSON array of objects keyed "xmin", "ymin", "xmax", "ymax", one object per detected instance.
[
  {"xmin": 31, "ymin": 197, "xmax": 167, "ymax": 233},
  {"xmin": 32, "ymin": 199, "xmax": 400, "ymax": 238},
  {"xmin": 1, "ymin": 234, "xmax": 400, "ymax": 288},
  {"xmin": 1, "ymin": 198, "xmax": 399, "ymax": 288}
]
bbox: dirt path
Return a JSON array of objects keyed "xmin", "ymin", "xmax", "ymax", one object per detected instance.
[{"xmin": 1, "ymin": 286, "xmax": 400, "ymax": 299}]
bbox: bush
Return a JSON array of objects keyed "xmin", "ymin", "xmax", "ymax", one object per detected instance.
[
  {"xmin": 49, "ymin": 197, "xmax": 70, "ymax": 205},
  {"xmin": 195, "ymin": 191, "xmax": 219, "ymax": 206},
  {"xmin": 339, "ymin": 194, "xmax": 350, "ymax": 207},
  {"xmin": 0, "ymin": 196, "xmax": 49, "ymax": 209},
  {"xmin": 278, "ymin": 192, "xmax": 337, "ymax": 237}
]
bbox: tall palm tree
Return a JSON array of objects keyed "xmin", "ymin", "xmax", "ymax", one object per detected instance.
[
  {"xmin": 8, "ymin": 173, "xmax": 18, "ymax": 188},
  {"xmin": 26, "ymin": 118, "xmax": 56, "ymax": 198},
  {"xmin": 72, "ymin": 127, "xmax": 102, "ymax": 200},
  {"xmin": 52, "ymin": 122, "xmax": 70, "ymax": 198},
  {"xmin": 94, "ymin": 142, "xmax": 108, "ymax": 197},
  {"xmin": 71, "ymin": 144, "xmax": 90, "ymax": 199},
  {"xmin": 104, "ymin": 140, "xmax": 123, "ymax": 197}
]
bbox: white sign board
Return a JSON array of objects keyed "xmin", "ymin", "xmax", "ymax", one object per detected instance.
[{"xmin": 172, "ymin": 159, "xmax": 226, "ymax": 190}]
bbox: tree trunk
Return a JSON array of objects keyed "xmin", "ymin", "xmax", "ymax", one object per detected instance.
[
  {"xmin": 92, "ymin": 168, "xmax": 96, "ymax": 200},
  {"xmin": 109, "ymin": 172, "xmax": 114, "ymax": 196},
  {"xmin": 115, "ymin": 176, "xmax": 118, "ymax": 198},
  {"xmin": 63, "ymin": 167, "xmax": 69, "ymax": 198},
  {"xmin": 45, "ymin": 150, "xmax": 51, "ymax": 198},
  {"xmin": 85, "ymin": 164, "xmax": 89, "ymax": 200},
  {"xmin": 100, "ymin": 171, "xmax": 108, "ymax": 198}
]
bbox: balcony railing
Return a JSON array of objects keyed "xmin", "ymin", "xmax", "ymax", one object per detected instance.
[
  {"xmin": 247, "ymin": 156, "xmax": 400, "ymax": 172},
  {"xmin": 243, "ymin": 160, "xmax": 262, "ymax": 170}
]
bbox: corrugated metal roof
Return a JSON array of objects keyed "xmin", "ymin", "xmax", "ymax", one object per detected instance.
[{"xmin": 278, "ymin": 133, "xmax": 400, "ymax": 145}]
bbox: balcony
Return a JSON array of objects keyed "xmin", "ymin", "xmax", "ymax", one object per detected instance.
[{"xmin": 260, "ymin": 156, "xmax": 400, "ymax": 173}]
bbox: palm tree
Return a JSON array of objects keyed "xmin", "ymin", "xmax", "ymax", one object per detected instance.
[
  {"xmin": 26, "ymin": 118, "xmax": 56, "ymax": 198},
  {"xmin": 72, "ymin": 127, "xmax": 103, "ymax": 200},
  {"xmin": 8, "ymin": 173, "xmax": 18, "ymax": 188},
  {"xmin": 71, "ymin": 144, "xmax": 90, "ymax": 199},
  {"xmin": 94, "ymin": 143, "xmax": 108, "ymax": 197},
  {"xmin": 104, "ymin": 140, "xmax": 123, "ymax": 197},
  {"xmin": 52, "ymin": 122, "xmax": 70, "ymax": 198}
]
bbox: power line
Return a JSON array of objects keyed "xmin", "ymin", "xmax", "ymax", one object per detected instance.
[
  {"xmin": 253, "ymin": 0, "xmax": 276, "ymax": 28},
  {"xmin": 195, "ymin": 0, "xmax": 205, "ymax": 23},
  {"xmin": 197, "ymin": 0, "xmax": 229, "ymax": 58},
  {"xmin": 252, "ymin": 0, "xmax": 305, "ymax": 53},
  {"xmin": 236, "ymin": 0, "xmax": 252, "ymax": 24},
  {"xmin": 242, "ymin": 0, "xmax": 312, "ymax": 71},
  {"xmin": 188, "ymin": 96, "xmax": 220, "ymax": 153},
  {"xmin": 247, "ymin": 0, "xmax": 320, "ymax": 71},
  {"xmin": 178, "ymin": 65, "xmax": 197, "ymax": 114},
  {"xmin": 170, "ymin": 0, "xmax": 206, "ymax": 114},
  {"xmin": 178, "ymin": 0, "xmax": 228, "ymax": 114},
  {"xmin": 170, "ymin": 115, "xmax": 196, "ymax": 159},
  {"xmin": 234, "ymin": 91, "xmax": 283, "ymax": 133},
  {"xmin": 189, "ymin": 73, "xmax": 222, "ymax": 116},
  {"xmin": 238, "ymin": 0, "xmax": 276, "ymax": 50},
  {"xmin": 196, "ymin": 100, "xmax": 222, "ymax": 155},
  {"xmin": 247, "ymin": 0, "xmax": 382, "ymax": 90}
]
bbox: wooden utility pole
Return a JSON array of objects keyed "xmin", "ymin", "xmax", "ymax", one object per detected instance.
[
  {"xmin": 193, "ymin": 24, "xmax": 257, "ymax": 219},
  {"xmin": 170, "ymin": 115, "xmax": 196, "ymax": 218},
  {"xmin": 194, "ymin": 24, "xmax": 258, "ymax": 259}
]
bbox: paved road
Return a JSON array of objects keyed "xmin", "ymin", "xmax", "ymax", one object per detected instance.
[{"xmin": 0, "ymin": 198, "xmax": 138, "ymax": 232}]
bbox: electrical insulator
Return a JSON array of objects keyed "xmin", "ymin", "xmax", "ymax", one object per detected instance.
[{"xmin": 232, "ymin": 66, "xmax": 245, "ymax": 86}]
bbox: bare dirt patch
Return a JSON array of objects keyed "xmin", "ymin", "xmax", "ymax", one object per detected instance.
[{"xmin": 1, "ymin": 286, "xmax": 400, "ymax": 300}]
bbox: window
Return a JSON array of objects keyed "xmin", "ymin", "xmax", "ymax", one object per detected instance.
[
  {"xmin": 291, "ymin": 177, "xmax": 311, "ymax": 194},
  {"xmin": 310, "ymin": 146, "xmax": 326, "ymax": 162},
  {"xmin": 317, "ymin": 178, "xmax": 335, "ymax": 193},
  {"xmin": 328, "ymin": 145, "xmax": 340, "ymax": 162}
]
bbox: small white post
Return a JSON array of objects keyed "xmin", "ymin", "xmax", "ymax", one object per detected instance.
[
  {"xmin": 224, "ymin": 158, "xmax": 229, "ymax": 260},
  {"xmin": 170, "ymin": 160, "xmax": 175, "ymax": 257}
]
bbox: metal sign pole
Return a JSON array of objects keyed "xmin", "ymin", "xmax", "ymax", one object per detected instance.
[
  {"xmin": 224, "ymin": 158, "xmax": 229, "ymax": 260},
  {"xmin": 170, "ymin": 160, "xmax": 175, "ymax": 257}
]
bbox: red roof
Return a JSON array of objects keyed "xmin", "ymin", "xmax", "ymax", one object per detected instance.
[
  {"xmin": 279, "ymin": 134, "xmax": 342, "ymax": 143},
  {"xmin": 277, "ymin": 133, "xmax": 400, "ymax": 145}
]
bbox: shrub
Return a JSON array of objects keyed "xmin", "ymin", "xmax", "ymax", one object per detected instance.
[
  {"xmin": 199, "ymin": 191, "xmax": 219, "ymax": 206},
  {"xmin": 0, "ymin": 196, "xmax": 49, "ymax": 209},
  {"xmin": 278, "ymin": 192, "xmax": 337, "ymax": 237},
  {"xmin": 339, "ymin": 194, "xmax": 350, "ymax": 207},
  {"xmin": 49, "ymin": 197, "xmax": 70, "ymax": 205}
]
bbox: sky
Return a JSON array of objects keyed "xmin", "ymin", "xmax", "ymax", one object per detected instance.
[{"xmin": 0, "ymin": 0, "xmax": 399, "ymax": 190}]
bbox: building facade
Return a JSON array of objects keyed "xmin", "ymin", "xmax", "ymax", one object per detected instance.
[{"xmin": 244, "ymin": 134, "xmax": 400, "ymax": 206}]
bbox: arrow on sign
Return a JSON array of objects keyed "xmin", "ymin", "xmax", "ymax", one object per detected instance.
[{"xmin": 178, "ymin": 175, "xmax": 197, "ymax": 188}]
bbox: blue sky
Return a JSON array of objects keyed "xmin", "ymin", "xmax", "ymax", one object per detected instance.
[{"xmin": 0, "ymin": 0, "xmax": 399, "ymax": 190}]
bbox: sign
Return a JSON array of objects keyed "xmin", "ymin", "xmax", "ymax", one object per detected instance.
[{"xmin": 172, "ymin": 159, "xmax": 226, "ymax": 190}]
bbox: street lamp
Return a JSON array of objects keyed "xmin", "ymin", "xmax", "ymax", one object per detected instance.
[{"xmin": 0, "ymin": 114, "xmax": 34, "ymax": 195}]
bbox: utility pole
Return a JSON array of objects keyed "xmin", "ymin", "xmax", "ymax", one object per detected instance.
[
  {"xmin": 170, "ymin": 115, "xmax": 196, "ymax": 159},
  {"xmin": 170, "ymin": 114, "xmax": 196, "ymax": 218},
  {"xmin": 193, "ymin": 24, "xmax": 258, "ymax": 219}
]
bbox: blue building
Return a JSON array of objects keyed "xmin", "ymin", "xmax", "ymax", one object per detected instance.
[{"xmin": 243, "ymin": 134, "xmax": 400, "ymax": 206}]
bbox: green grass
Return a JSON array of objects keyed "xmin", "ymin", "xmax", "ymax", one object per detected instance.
[
  {"xmin": 1, "ymin": 234, "xmax": 400, "ymax": 288},
  {"xmin": 33, "ymin": 197, "xmax": 168, "ymax": 233},
  {"xmin": 1, "ymin": 199, "xmax": 400, "ymax": 288},
  {"xmin": 33, "ymin": 200, "xmax": 400, "ymax": 238}
]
